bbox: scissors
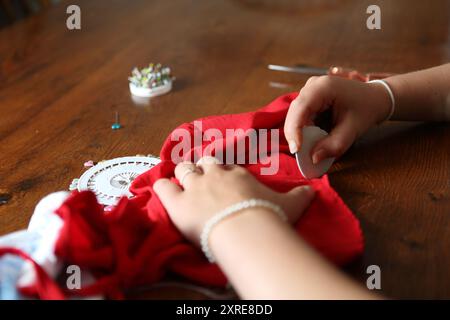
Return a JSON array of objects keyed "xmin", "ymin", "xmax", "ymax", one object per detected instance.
[{"xmin": 268, "ymin": 64, "xmax": 394, "ymax": 82}]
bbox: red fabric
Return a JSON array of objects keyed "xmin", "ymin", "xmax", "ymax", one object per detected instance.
[{"xmin": 29, "ymin": 92, "xmax": 363, "ymax": 298}]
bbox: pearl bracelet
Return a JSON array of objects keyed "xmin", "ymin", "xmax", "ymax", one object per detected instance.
[
  {"xmin": 200, "ymin": 199, "xmax": 288, "ymax": 263},
  {"xmin": 368, "ymin": 79, "xmax": 396, "ymax": 122}
]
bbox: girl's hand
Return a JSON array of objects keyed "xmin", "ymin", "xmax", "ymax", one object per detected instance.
[
  {"xmin": 153, "ymin": 157, "xmax": 315, "ymax": 245},
  {"xmin": 284, "ymin": 76, "xmax": 392, "ymax": 164}
]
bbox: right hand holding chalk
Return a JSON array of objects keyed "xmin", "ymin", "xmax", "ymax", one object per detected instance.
[{"xmin": 284, "ymin": 75, "xmax": 393, "ymax": 178}]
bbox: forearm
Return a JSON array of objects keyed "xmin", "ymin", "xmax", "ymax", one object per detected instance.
[
  {"xmin": 384, "ymin": 63, "xmax": 450, "ymax": 121},
  {"xmin": 209, "ymin": 208, "xmax": 378, "ymax": 300}
]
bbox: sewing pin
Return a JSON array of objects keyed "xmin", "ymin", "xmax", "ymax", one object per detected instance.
[
  {"xmin": 84, "ymin": 160, "xmax": 96, "ymax": 168},
  {"xmin": 111, "ymin": 111, "xmax": 122, "ymax": 130}
]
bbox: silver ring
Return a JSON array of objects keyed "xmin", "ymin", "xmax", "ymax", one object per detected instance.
[{"xmin": 179, "ymin": 168, "xmax": 197, "ymax": 187}]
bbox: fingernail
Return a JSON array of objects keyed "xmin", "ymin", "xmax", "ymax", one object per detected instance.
[
  {"xmin": 312, "ymin": 149, "xmax": 325, "ymax": 164},
  {"xmin": 288, "ymin": 140, "xmax": 298, "ymax": 154}
]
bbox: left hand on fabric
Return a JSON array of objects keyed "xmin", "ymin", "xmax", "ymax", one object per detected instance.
[
  {"xmin": 153, "ymin": 157, "xmax": 315, "ymax": 245},
  {"xmin": 153, "ymin": 157, "xmax": 377, "ymax": 300}
]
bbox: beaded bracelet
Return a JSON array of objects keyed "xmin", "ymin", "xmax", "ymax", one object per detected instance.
[
  {"xmin": 200, "ymin": 199, "xmax": 288, "ymax": 263},
  {"xmin": 368, "ymin": 79, "xmax": 396, "ymax": 122}
]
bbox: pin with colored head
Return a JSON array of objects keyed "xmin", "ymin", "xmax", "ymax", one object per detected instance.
[{"xmin": 111, "ymin": 111, "xmax": 121, "ymax": 130}]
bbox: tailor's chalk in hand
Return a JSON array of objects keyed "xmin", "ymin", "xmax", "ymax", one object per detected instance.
[{"xmin": 295, "ymin": 126, "xmax": 335, "ymax": 179}]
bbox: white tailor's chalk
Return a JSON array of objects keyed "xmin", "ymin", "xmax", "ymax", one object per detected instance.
[{"xmin": 295, "ymin": 126, "xmax": 335, "ymax": 179}]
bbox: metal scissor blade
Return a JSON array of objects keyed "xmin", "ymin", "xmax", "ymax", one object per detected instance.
[{"xmin": 268, "ymin": 64, "xmax": 328, "ymax": 75}]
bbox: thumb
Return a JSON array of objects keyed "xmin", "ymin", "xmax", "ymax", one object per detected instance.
[
  {"xmin": 311, "ymin": 116, "xmax": 356, "ymax": 164},
  {"xmin": 281, "ymin": 185, "xmax": 315, "ymax": 223}
]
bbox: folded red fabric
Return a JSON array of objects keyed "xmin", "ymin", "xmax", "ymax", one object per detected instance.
[{"xmin": 48, "ymin": 92, "xmax": 363, "ymax": 298}]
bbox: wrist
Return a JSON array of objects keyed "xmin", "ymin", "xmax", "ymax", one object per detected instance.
[{"xmin": 208, "ymin": 207, "xmax": 289, "ymax": 261}]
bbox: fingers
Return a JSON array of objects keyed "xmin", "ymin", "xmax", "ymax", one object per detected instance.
[
  {"xmin": 174, "ymin": 158, "xmax": 227, "ymax": 188},
  {"xmin": 281, "ymin": 185, "xmax": 316, "ymax": 223},
  {"xmin": 284, "ymin": 76, "xmax": 335, "ymax": 154},
  {"xmin": 174, "ymin": 161, "xmax": 201, "ymax": 188},
  {"xmin": 153, "ymin": 178, "xmax": 182, "ymax": 210},
  {"xmin": 311, "ymin": 116, "xmax": 356, "ymax": 164},
  {"xmin": 196, "ymin": 156, "xmax": 223, "ymax": 174}
]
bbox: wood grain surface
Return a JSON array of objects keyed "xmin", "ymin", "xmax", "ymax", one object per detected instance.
[{"xmin": 0, "ymin": 0, "xmax": 449, "ymax": 299}]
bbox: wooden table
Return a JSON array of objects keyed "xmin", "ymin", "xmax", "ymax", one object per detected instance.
[{"xmin": 0, "ymin": 0, "xmax": 449, "ymax": 299}]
